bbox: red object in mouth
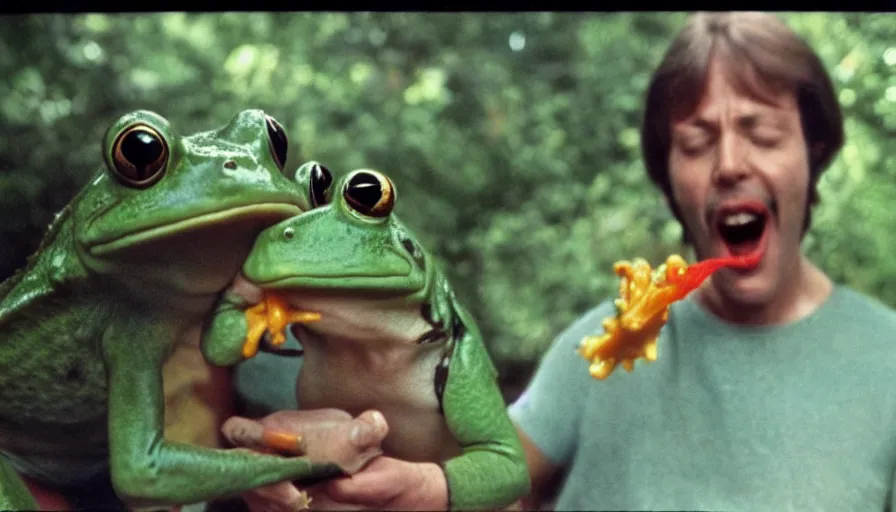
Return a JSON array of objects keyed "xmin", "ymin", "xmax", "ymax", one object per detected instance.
[
  {"xmin": 714, "ymin": 199, "xmax": 771, "ymax": 258},
  {"xmin": 667, "ymin": 234, "xmax": 766, "ymax": 296}
]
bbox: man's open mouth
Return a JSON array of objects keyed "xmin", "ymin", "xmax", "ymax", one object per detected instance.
[{"xmin": 713, "ymin": 201, "xmax": 773, "ymax": 257}]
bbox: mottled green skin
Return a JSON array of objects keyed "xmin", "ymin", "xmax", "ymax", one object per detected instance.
[
  {"xmin": 0, "ymin": 112, "xmax": 347, "ymax": 510},
  {"xmin": 202, "ymin": 164, "xmax": 530, "ymax": 510}
]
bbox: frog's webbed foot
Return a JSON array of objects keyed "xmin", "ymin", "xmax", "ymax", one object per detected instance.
[
  {"xmin": 269, "ymin": 310, "xmax": 321, "ymax": 347},
  {"xmin": 580, "ymin": 333, "xmax": 653, "ymax": 380},
  {"xmin": 241, "ymin": 294, "xmax": 321, "ymax": 359},
  {"xmin": 580, "ymin": 256, "xmax": 682, "ymax": 380},
  {"xmin": 222, "ymin": 410, "xmax": 388, "ymax": 475}
]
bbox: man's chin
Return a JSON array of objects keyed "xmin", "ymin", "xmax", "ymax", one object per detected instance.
[{"xmin": 705, "ymin": 273, "xmax": 776, "ymax": 314}]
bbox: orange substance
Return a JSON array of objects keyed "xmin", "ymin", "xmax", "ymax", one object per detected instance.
[
  {"xmin": 242, "ymin": 292, "xmax": 321, "ymax": 358},
  {"xmin": 579, "ymin": 252, "xmax": 760, "ymax": 380},
  {"xmin": 260, "ymin": 429, "xmax": 305, "ymax": 456}
]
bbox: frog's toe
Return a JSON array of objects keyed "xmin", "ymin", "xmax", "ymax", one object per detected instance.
[
  {"xmin": 588, "ymin": 358, "xmax": 616, "ymax": 380},
  {"xmin": 270, "ymin": 330, "xmax": 287, "ymax": 346},
  {"xmin": 644, "ymin": 339, "xmax": 658, "ymax": 361},
  {"xmin": 277, "ymin": 310, "xmax": 321, "ymax": 346},
  {"xmin": 241, "ymin": 328, "xmax": 267, "ymax": 359},
  {"xmin": 242, "ymin": 303, "xmax": 269, "ymax": 358},
  {"xmin": 287, "ymin": 310, "xmax": 321, "ymax": 325}
]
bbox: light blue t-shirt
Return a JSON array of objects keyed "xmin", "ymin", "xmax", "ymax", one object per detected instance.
[{"xmin": 510, "ymin": 285, "xmax": 896, "ymax": 511}]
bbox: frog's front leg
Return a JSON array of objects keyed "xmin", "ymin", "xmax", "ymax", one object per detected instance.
[
  {"xmin": 201, "ymin": 286, "xmax": 264, "ymax": 367},
  {"xmin": 202, "ymin": 277, "xmax": 319, "ymax": 365},
  {"xmin": 440, "ymin": 314, "xmax": 530, "ymax": 510},
  {"xmin": 0, "ymin": 456, "xmax": 39, "ymax": 510},
  {"xmin": 104, "ymin": 318, "xmax": 343, "ymax": 509}
]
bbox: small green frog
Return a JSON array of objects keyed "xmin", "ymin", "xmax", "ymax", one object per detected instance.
[
  {"xmin": 0, "ymin": 112, "xmax": 354, "ymax": 510},
  {"xmin": 202, "ymin": 163, "xmax": 530, "ymax": 510}
]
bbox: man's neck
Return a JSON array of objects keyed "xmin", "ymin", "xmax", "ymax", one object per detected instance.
[{"xmin": 696, "ymin": 255, "xmax": 833, "ymax": 326}]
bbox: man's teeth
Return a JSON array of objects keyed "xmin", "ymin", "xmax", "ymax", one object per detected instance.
[{"xmin": 721, "ymin": 212, "xmax": 760, "ymax": 226}]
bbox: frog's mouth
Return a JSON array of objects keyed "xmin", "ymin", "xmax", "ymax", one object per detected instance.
[
  {"xmin": 85, "ymin": 203, "xmax": 302, "ymax": 256},
  {"xmin": 259, "ymin": 276, "xmax": 426, "ymax": 296}
]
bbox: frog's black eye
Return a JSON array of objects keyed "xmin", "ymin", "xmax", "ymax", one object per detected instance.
[
  {"xmin": 310, "ymin": 163, "xmax": 333, "ymax": 208},
  {"xmin": 343, "ymin": 170, "xmax": 395, "ymax": 218},
  {"xmin": 111, "ymin": 124, "xmax": 169, "ymax": 188},
  {"xmin": 265, "ymin": 114, "xmax": 288, "ymax": 171}
]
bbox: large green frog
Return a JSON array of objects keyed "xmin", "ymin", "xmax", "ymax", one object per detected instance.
[
  {"xmin": 0, "ymin": 112, "xmax": 356, "ymax": 510},
  {"xmin": 202, "ymin": 163, "xmax": 530, "ymax": 510}
]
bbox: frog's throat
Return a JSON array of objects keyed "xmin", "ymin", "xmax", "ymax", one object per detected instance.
[{"xmin": 86, "ymin": 203, "xmax": 302, "ymax": 256}]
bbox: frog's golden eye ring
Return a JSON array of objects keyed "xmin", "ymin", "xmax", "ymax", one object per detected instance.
[
  {"xmin": 310, "ymin": 162, "xmax": 333, "ymax": 208},
  {"xmin": 343, "ymin": 170, "xmax": 395, "ymax": 218},
  {"xmin": 264, "ymin": 114, "xmax": 288, "ymax": 171},
  {"xmin": 111, "ymin": 124, "xmax": 169, "ymax": 188}
]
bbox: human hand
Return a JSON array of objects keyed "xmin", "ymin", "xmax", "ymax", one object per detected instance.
[
  {"xmin": 319, "ymin": 456, "xmax": 449, "ymax": 511},
  {"xmin": 319, "ymin": 458, "xmax": 524, "ymax": 511}
]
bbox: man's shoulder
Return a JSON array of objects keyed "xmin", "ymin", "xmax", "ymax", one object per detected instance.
[
  {"xmin": 553, "ymin": 300, "xmax": 617, "ymax": 348},
  {"xmin": 831, "ymin": 285, "xmax": 896, "ymax": 327}
]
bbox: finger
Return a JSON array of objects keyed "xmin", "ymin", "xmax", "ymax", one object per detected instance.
[
  {"xmin": 349, "ymin": 410, "xmax": 389, "ymax": 450},
  {"xmin": 324, "ymin": 457, "xmax": 405, "ymax": 505},
  {"xmin": 325, "ymin": 459, "xmax": 449, "ymax": 511},
  {"xmin": 243, "ymin": 482, "xmax": 309, "ymax": 512},
  {"xmin": 305, "ymin": 488, "xmax": 374, "ymax": 511}
]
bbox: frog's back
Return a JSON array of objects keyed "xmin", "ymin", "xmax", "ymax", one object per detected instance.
[{"xmin": 0, "ymin": 204, "xmax": 111, "ymax": 459}]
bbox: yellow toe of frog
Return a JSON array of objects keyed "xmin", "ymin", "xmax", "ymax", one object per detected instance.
[{"xmin": 242, "ymin": 293, "xmax": 321, "ymax": 359}]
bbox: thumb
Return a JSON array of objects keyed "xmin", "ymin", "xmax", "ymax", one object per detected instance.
[
  {"xmin": 325, "ymin": 459, "xmax": 448, "ymax": 510},
  {"xmin": 324, "ymin": 457, "xmax": 404, "ymax": 505}
]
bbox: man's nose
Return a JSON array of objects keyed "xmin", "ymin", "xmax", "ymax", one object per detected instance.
[{"xmin": 712, "ymin": 131, "xmax": 749, "ymax": 186}]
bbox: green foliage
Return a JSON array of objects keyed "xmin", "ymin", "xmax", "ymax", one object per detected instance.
[{"xmin": 1, "ymin": 13, "xmax": 893, "ymax": 383}]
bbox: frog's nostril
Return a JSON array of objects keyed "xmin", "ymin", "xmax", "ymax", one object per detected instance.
[
  {"xmin": 401, "ymin": 237, "xmax": 424, "ymax": 264},
  {"xmin": 223, "ymin": 160, "xmax": 237, "ymax": 170},
  {"xmin": 283, "ymin": 227, "xmax": 296, "ymax": 240}
]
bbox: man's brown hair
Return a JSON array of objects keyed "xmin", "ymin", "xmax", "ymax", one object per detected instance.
[{"xmin": 640, "ymin": 12, "xmax": 845, "ymax": 239}]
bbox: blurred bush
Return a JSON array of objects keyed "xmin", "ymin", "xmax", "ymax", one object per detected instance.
[{"xmin": 1, "ymin": 13, "xmax": 894, "ymax": 393}]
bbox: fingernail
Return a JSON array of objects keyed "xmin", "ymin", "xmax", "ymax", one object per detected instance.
[{"xmin": 371, "ymin": 411, "xmax": 386, "ymax": 430}]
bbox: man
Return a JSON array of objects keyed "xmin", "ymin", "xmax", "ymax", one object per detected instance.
[
  {"xmin": 508, "ymin": 11, "xmax": 896, "ymax": 510},
  {"xmin": 242, "ymin": 11, "xmax": 896, "ymax": 510}
]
